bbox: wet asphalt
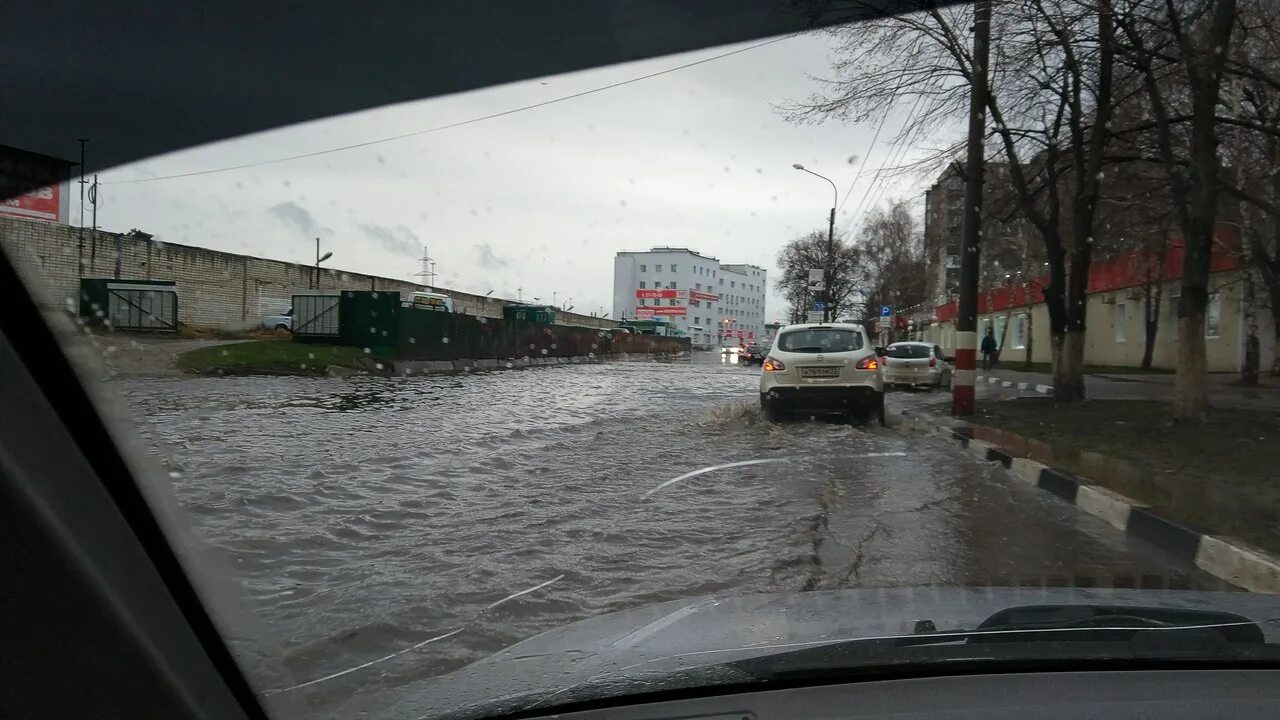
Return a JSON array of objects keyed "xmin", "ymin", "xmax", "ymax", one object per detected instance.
[{"xmin": 116, "ymin": 351, "xmax": 1230, "ymax": 717}]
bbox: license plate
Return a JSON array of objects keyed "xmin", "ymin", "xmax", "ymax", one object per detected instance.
[{"xmin": 800, "ymin": 367, "xmax": 840, "ymax": 378}]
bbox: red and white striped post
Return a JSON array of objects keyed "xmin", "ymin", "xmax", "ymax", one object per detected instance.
[
  {"xmin": 951, "ymin": 0, "xmax": 990, "ymax": 417},
  {"xmin": 952, "ymin": 330, "xmax": 977, "ymax": 415}
]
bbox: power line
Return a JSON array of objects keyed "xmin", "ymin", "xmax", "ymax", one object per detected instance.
[
  {"xmin": 111, "ymin": 34, "xmax": 801, "ymax": 185},
  {"xmin": 837, "ymin": 108, "xmax": 890, "ymax": 214}
]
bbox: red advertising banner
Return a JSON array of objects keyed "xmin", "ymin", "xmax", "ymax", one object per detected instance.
[
  {"xmin": 635, "ymin": 289, "xmax": 687, "ymax": 299},
  {"xmin": 651, "ymin": 306, "xmax": 687, "ymax": 316},
  {"xmin": 748, "ymin": 332, "xmax": 755, "ymax": 339},
  {"xmin": 635, "ymin": 307, "xmax": 656, "ymax": 317},
  {"xmin": 736, "ymin": 330, "xmax": 745, "ymax": 338},
  {"xmin": 0, "ymin": 148, "xmax": 69, "ymax": 223},
  {"xmin": 689, "ymin": 291, "xmax": 719, "ymax": 302},
  {"xmin": 1, "ymin": 181, "xmax": 60, "ymax": 222}
]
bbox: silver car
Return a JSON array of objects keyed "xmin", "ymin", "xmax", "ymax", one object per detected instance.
[
  {"xmin": 882, "ymin": 341, "xmax": 953, "ymax": 390},
  {"xmin": 759, "ymin": 323, "xmax": 885, "ymax": 424}
]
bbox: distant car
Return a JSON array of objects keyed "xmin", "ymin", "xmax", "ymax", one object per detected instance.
[
  {"xmin": 759, "ymin": 323, "xmax": 885, "ymax": 425},
  {"xmin": 882, "ymin": 341, "xmax": 953, "ymax": 390},
  {"xmin": 740, "ymin": 342, "xmax": 765, "ymax": 365},
  {"xmin": 262, "ymin": 308, "xmax": 293, "ymax": 331}
]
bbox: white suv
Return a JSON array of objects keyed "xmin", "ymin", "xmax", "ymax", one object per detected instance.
[{"xmin": 759, "ymin": 323, "xmax": 885, "ymax": 425}]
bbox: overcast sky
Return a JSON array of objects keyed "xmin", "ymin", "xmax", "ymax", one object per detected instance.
[{"xmin": 96, "ymin": 31, "xmax": 947, "ymax": 320}]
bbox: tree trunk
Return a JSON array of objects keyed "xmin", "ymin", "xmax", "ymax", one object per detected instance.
[
  {"xmin": 1052, "ymin": 330, "xmax": 1086, "ymax": 401},
  {"xmin": 1141, "ymin": 288, "xmax": 1160, "ymax": 369},
  {"xmin": 1271, "ymin": 282, "xmax": 1280, "ymax": 375},
  {"xmin": 1174, "ymin": 309, "xmax": 1209, "ymax": 418}
]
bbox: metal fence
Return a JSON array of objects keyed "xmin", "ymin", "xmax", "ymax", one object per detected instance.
[{"xmin": 292, "ymin": 293, "xmax": 341, "ymax": 337}]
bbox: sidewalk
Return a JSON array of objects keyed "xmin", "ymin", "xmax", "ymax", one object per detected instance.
[{"xmin": 975, "ymin": 366, "xmax": 1280, "ymax": 411}]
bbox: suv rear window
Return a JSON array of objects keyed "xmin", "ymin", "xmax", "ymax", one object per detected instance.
[
  {"xmin": 885, "ymin": 344, "xmax": 931, "ymax": 359},
  {"xmin": 777, "ymin": 328, "xmax": 863, "ymax": 353}
]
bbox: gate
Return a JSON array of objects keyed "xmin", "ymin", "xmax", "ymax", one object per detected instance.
[
  {"xmin": 293, "ymin": 293, "xmax": 341, "ymax": 337},
  {"xmin": 106, "ymin": 282, "xmax": 177, "ymax": 331}
]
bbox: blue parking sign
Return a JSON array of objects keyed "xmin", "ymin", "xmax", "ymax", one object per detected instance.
[
  {"xmin": 880, "ymin": 305, "xmax": 892, "ymax": 317},
  {"xmin": 813, "ymin": 301, "xmax": 826, "ymax": 311}
]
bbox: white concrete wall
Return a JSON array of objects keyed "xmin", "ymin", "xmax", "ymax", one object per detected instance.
[
  {"xmin": 2, "ymin": 215, "xmax": 617, "ymax": 330},
  {"xmin": 920, "ymin": 269, "xmax": 1268, "ymax": 372}
]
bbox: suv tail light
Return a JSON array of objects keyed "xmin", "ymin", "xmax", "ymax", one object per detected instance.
[
  {"xmin": 930, "ymin": 355, "xmax": 937, "ymax": 367},
  {"xmin": 855, "ymin": 357, "xmax": 879, "ymax": 370},
  {"xmin": 763, "ymin": 357, "xmax": 785, "ymax": 372}
]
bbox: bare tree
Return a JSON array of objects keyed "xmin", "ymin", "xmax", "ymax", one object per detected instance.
[
  {"xmin": 776, "ymin": 229, "xmax": 862, "ymax": 321},
  {"xmin": 1114, "ymin": 0, "xmax": 1237, "ymax": 417},
  {"xmin": 782, "ymin": 0, "xmax": 1115, "ymax": 401},
  {"xmin": 857, "ymin": 198, "xmax": 931, "ymax": 326}
]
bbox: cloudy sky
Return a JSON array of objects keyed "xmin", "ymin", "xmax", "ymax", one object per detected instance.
[{"xmin": 96, "ymin": 31, "xmax": 947, "ymax": 320}]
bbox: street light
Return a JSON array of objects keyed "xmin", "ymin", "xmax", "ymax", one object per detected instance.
[
  {"xmin": 313, "ymin": 237, "xmax": 333, "ymax": 289},
  {"xmin": 792, "ymin": 164, "xmax": 838, "ymax": 321}
]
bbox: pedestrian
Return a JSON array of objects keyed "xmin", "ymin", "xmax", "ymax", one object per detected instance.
[
  {"xmin": 1244, "ymin": 323, "xmax": 1260, "ymax": 386},
  {"xmin": 981, "ymin": 327, "xmax": 998, "ymax": 371}
]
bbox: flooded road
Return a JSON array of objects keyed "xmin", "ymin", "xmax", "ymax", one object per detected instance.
[{"xmin": 116, "ymin": 353, "xmax": 1227, "ymax": 716}]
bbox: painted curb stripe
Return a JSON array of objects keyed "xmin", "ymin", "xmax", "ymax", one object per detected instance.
[
  {"xmin": 1127, "ymin": 508, "xmax": 1204, "ymax": 564},
  {"xmin": 914, "ymin": 414, "xmax": 1280, "ymax": 592},
  {"xmin": 1037, "ymin": 467, "xmax": 1080, "ymax": 503},
  {"xmin": 985, "ymin": 447, "xmax": 1013, "ymax": 468}
]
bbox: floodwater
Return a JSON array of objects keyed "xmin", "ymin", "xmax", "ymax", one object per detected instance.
[{"xmin": 114, "ymin": 353, "xmax": 1225, "ymax": 717}]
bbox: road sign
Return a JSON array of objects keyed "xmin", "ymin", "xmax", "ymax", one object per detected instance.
[
  {"xmin": 807, "ymin": 311, "xmax": 824, "ymax": 323},
  {"xmin": 808, "ymin": 269, "xmax": 824, "ymax": 283},
  {"xmin": 813, "ymin": 301, "xmax": 826, "ymax": 311},
  {"xmin": 880, "ymin": 305, "xmax": 893, "ymax": 318}
]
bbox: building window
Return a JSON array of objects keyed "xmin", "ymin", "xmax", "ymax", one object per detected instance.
[
  {"xmin": 730, "ymin": 280, "xmax": 736, "ymax": 288},
  {"xmin": 655, "ymin": 264, "xmax": 662, "ymax": 272},
  {"xmin": 668, "ymin": 281, "xmax": 676, "ymax": 289},
  {"xmin": 671, "ymin": 264, "xmax": 678, "ymax": 272},
  {"xmin": 1113, "ymin": 303, "xmax": 1126, "ymax": 343},
  {"xmin": 1206, "ymin": 292, "xmax": 1221, "ymax": 337},
  {"xmin": 719, "ymin": 278, "xmax": 724, "ymax": 286},
  {"xmin": 1012, "ymin": 313, "xmax": 1027, "ymax": 349},
  {"xmin": 694, "ymin": 316, "xmax": 701, "ymax": 324},
  {"xmin": 668, "ymin": 299, "xmax": 677, "ymax": 306},
  {"xmin": 713, "ymin": 271, "xmax": 716, "ymax": 278},
  {"xmin": 695, "ymin": 283, "xmax": 702, "ymax": 291},
  {"xmin": 638, "ymin": 299, "xmax": 645, "ymax": 306},
  {"xmin": 639, "ymin": 281, "xmax": 646, "ymax": 289},
  {"xmin": 639, "ymin": 264, "xmax": 646, "ymax": 272}
]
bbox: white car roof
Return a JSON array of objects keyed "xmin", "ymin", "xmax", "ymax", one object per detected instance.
[
  {"xmin": 888, "ymin": 341, "xmax": 932, "ymax": 346},
  {"xmin": 778, "ymin": 323, "xmax": 866, "ymax": 333}
]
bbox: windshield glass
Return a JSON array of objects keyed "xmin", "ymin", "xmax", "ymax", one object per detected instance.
[
  {"xmin": 886, "ymin": 343, "xmax": 930, "ymax": 359},
  {"xmin": 777, "ymin": 328, "xmax": 863, "ymax": 353},
  {"xmin": 8, "ymin": 1, "xmax": 1280, "ymax": 718}
]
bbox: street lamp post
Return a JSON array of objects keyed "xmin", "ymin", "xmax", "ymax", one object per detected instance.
[
  {"xmin": 313, "ymin": 237, "xmax": 333, "ymax": 290},
  {"xmin": 792, "ymin": 164, "xmax": 838, "ymax": 322}
]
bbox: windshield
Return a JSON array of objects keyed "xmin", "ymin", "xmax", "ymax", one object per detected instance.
[
  {"xmin": 886, "ymin": 344, "xmax": 930, "ymax": 359},
  {"xmin": 777, "ymin": 328, "xmax": 863, "ymax": 353},
  {"xmin": 8, "ymin": 1, "xmax": 1280, "ymax": 718}
]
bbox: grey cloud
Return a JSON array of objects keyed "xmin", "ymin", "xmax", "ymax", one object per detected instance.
[
  {"xmin": 357, "ymin": 222, "xmax": 420, "ymax": 256},
  {"xmin": 267, "ymin": 200, "xmax": 324, "ymax": 237},
  {"xmin": 476, "ymin": 242, "xmax": 510, "ymax": 269}
]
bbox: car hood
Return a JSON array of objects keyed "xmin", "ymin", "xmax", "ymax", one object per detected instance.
[{"xmin": 324, "ymin": 587, "xmax": 1280, "ymax": 720}]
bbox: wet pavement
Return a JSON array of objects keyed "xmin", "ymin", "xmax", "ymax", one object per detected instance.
[{"xmin": 113, "ymin": 352, "xmax": 1230, "ymax": 718}]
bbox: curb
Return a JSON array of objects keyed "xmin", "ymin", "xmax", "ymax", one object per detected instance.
[
  {"xmin": 894, "ymin": 409, "xmax": 1280, "ymax": 593},
  {"xmin": 976, "ymin": 374, "xmax": 1053, "ymax": 395}
]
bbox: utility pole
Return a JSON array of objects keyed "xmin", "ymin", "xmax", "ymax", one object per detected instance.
[
  {"xmin": 953, "ymin": 0, "xmax": 990, "ymax": 417},
  {"xmin": 77, "ymin": 139, "xmax": 87, "ymax": 277}
]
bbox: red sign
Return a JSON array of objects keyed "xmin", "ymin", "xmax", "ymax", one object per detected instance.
[
  {"xmin": 635, "ymin": 289, "xmax": 687, "ymax": 299},
  {"xmin": 635, "ymin": 307, "xmax": 656, "ymax": 318},
  {"xmin": 689, "ymin": 291, "xmax": 719, "ymax": 302},
  {"xmin": 1, "ymin": 148, "xmax": 69, "ymax": 223},
  {"xmin": 737, "ymin": 330, "xmax": 745, "ymax": 338},
  {"xmin": 748, "ymin": 332, "xmax": 755, "ymax": 339},
  {"xmin": 1, "ymin": 181, "xmax": 60, "ymax": 222},
  {"xmin": 652, "ymin": 306, "xmax": 687, "ymax": 316}
]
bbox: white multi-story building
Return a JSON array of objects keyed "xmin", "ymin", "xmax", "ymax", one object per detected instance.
[{"xmin": 612, "ymin": 247, "xmax": 767, "ymax": 348}]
